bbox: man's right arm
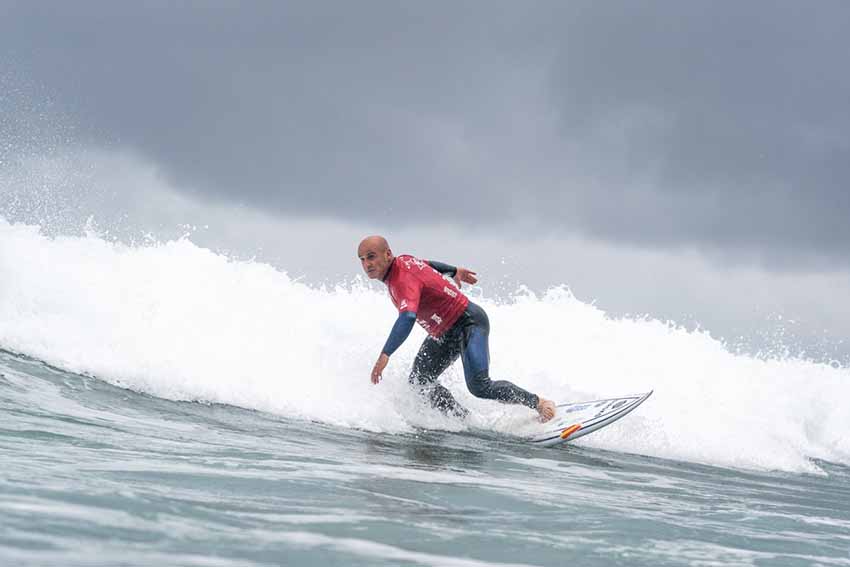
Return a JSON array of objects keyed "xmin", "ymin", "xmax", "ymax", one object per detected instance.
[
  {"xmin": 371, "ymin": 310, "xmax": 417, "ymax": 384},
  {"xmin": 371, "ymin": 274, "xmax": 422, "ymax": 385},
  {"xmin": 381, "ymin": 311, "xmax": 417, "ymax": 356}
]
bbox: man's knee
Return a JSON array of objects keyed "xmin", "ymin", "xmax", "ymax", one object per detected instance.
[
  {"xmin": 409, "ymin": 369, "xmax": 433, "ymax": 387},
  {"xmin": 419, "ymin": 385, "xmax": 469, "ymax": 419},
  {"xmin": 466, "ymin": 370, "xmax": 494, "ymax": 399}
]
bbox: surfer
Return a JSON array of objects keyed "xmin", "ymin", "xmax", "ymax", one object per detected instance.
[{"xmin": 357, "ymin": 235, "xmax": 556, "ymax": 422}]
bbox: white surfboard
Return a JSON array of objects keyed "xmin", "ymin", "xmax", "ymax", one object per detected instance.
[{"xmin": 530, "ymin": 391, "xmax": 653, "ymax": 446}]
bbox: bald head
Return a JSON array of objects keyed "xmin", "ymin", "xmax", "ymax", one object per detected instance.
[
  {"xmin": 358, "ymin": 235, "xmax": 390, "ymax": 256},
  {"xmin": 357, "ymin": 235, "xmax": 395, "ymax": 280}
]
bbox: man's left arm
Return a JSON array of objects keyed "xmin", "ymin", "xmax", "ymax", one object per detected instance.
[
  {"xmin": 427, "ymin": 260, "xmax": 457, "ymax": 277},
  {"xmin": 427, "ymin": 260, "xmax": 478, "ymax": 287}
]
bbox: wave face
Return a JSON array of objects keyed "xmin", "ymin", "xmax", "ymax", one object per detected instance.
[{"xmin": 1, "ymin": 218, "xmax": 848, "ymax": 473}]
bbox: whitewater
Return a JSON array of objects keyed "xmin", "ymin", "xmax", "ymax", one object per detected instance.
[{"xmin": 2, "ymin": 216, "xmax": 850, "ymax": 566}]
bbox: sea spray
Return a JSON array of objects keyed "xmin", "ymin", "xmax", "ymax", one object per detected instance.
[{"xmin": 1, "ymin": 217, "xmax": 848, "ymax": 473}]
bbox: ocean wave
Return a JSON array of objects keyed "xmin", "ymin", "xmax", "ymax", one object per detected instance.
[{"xmin": 2, "ymin": 217, "xmax": 848, "ymax": 473}]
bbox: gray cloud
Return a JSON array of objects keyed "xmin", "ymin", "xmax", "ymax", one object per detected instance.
[
  {"xmin": 3, "ymin": 1, "xmax": 850, "ymax": 269},
  {"xmin": 546, "ymin": 2, "xmax": 850, "ymax": 257}
]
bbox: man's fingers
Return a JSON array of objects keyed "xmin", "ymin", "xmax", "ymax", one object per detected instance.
[{"xmin": 371, "ymin": 354, "xmax": 388, "ymax": 385}]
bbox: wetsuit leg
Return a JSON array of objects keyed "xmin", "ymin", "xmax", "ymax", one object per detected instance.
[
  {"xmin": 460, "ymin": 302, "xmax": 539, "ymax": 409},
  {"xmin": 409, "ymin": 326, "xmax": 468, "ymax": 418}
]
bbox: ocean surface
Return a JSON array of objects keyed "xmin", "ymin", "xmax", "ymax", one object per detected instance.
[{"xmin": 2, "ymin": 218, "xmax": 850, "ymax": 566}]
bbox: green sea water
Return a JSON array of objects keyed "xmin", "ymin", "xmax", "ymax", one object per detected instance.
[{"xmin": 2, "ymin": 349, "xmax": 848, "ymax": 567}]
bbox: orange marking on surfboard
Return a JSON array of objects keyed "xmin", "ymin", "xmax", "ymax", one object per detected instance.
[{"xmin": 560, "ymin": 424, "xmax": 582, "ymax": 440}]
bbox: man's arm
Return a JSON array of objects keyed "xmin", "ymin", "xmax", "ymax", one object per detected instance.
[
  {"xmin": 382, "ymin": 311, "xmax": 417, "ymax": 356},
  {"xmin": 427, "ymin": 260, "xmax": 457, "ymax": 278},
  {"xmin": 373, "ymin": 273, "xmax": 423, "ymax": 384},
  {"xmin": 428, "ymin": 259, "xmax": 478, "ymax": 288},
  {"xmin": 371, "ymin": 311, "xmax": 416, "ymax": 384}
]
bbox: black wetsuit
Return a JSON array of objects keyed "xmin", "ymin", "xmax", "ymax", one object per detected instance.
[{"xmin": 403, "ymin": 262, "xmax": 540, "ymax": 418}]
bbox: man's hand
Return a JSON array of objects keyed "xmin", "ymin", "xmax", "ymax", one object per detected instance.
[
  {"xmin": 371, "ymin": 353, "xmax": 389, "ymax": 384},
  {"xmin": 454, "ymin": 267, "xmax": 478, "ymax": 288}
]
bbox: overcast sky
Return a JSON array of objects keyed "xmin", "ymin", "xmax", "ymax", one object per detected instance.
[{"xmin": 3, "ymin": 1, "xmax": 850, "ymax": 359}]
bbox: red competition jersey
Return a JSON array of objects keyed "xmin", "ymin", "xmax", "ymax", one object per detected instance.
[{"xmin": 384, "ymin": 255, "xmax": 469, "ymax": 337}]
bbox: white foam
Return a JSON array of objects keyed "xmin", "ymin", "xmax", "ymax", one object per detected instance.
[{"xmin": 1, "ymin": 218, "xmax": 848, "ymax": 473}]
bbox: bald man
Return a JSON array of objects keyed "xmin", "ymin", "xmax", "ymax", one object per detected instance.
[{"xmin": 357, "ymin": 235, "xmax": 556, "ymax": 422}]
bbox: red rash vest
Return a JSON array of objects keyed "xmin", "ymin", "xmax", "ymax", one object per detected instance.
[{"xmin": 384, "ymin": 254, "xmax": 469, "ymax": 337}]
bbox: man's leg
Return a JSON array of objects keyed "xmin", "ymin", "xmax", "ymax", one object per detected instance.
[
  {"xmin": 409, "ymin": 328, "xmax": 467, "ymax": 418},
  {"xmin": 461, "ymin": 303, "xmax": 554, "ymax": 419}
]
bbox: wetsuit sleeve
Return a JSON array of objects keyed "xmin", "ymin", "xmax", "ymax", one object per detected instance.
[
  {"xmin": 426, "ymin": 260, "xmax": 457, "ymax": 278},
  {"xmin": 382, "ymin": 311, "xmax": 417, "ymax": 356}
]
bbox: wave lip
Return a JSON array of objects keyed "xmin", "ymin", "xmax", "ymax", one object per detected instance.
[{"xmin": 1, "ymin": 217, "xmax": 849, "ymax": 473}]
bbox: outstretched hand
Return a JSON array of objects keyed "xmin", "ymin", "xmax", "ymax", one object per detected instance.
[
  {"xmin": 371, "ymin": 353, "xmax": 389, "ymax": 384},
  {"xmin": 454, "ymin": 267, "xmax": 478, "ymax": 288}
]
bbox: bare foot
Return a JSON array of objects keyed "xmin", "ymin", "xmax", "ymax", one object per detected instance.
[{"xmin": 536, "ymin": 397, "xmax": 556, "ymax": 422}]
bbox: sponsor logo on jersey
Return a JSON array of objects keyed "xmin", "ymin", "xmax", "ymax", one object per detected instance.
[
  {"xmin": 443, "ymin": 286, "xmax": 458, "ymax": 298},
  {"xmin": 401, "ymin": 256, "xmax": 427, "ymax": 271}
]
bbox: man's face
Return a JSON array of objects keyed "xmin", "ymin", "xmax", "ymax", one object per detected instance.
[{"xmin": 358, "ymin": 243, "xmax": 392, "ymax": 280}]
